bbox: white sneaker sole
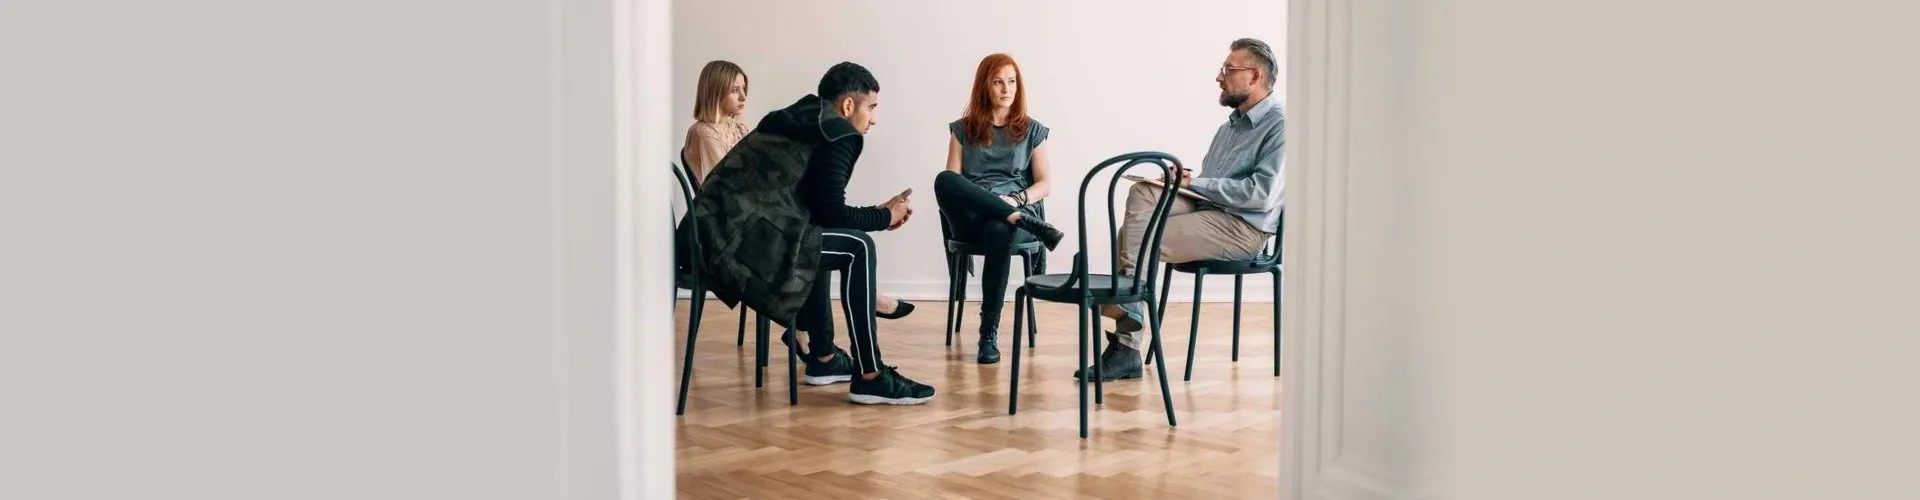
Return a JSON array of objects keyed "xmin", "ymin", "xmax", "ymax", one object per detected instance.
[
  {"xmin": 804, "ymin": 374, "xmax": 852, "ymax": 386},
  {"xmin": 848, "ymin": 393, "xmax": 934, "ymax": 405}
]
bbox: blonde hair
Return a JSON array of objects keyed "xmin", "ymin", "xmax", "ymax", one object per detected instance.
[{"xmin": 692, "ymin": 60, "xmax": 748, "ymax": 123}]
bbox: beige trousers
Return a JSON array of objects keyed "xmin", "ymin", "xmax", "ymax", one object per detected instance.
[{"xmin": 1110, "ymin": 183, "xmax": 1270, "ymax": 349}]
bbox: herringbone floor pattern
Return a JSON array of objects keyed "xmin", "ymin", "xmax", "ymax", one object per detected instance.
[{"xmin": 674, "ymin": 298, "xmax": 1282, "ymax": 499}]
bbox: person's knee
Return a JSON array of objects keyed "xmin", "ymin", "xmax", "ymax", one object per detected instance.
[
  {"xmin": 934, "ymin": 170, "xmax": 965, "ymax": 195},
  {"xmin": 1125, "ymin": 183, "xmax": 1164, "ymax": 209},
  {"xmin": 846, "ymin": 229, "xmax": 876, "ymax": 248},
  {"xmin": 830, "ymin": 231, "xmax": 879, "ymax": 266}
]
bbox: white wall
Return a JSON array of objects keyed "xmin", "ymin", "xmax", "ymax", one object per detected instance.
[
  {"xmin": 672, "ymin": 0, "xmax": 1286, "ymax": 302},
  {"xmin": 630, "ymin": 0, "xmax": 678, "ymax": 497},
  {"xmin": 1285, "ymin": 0, "xmax": 1920, "ymax": 499},
  {"xmin": 2, "ymin": 1, "xmax": 629, "ymax": 498}
]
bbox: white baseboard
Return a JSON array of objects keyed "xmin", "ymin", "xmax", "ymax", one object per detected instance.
[{"xmin": 674, "ymin": 276, "xmax": 1276, "ymax": 303}]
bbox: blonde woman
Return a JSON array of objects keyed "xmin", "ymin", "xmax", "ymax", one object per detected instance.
[{"xmin": 683, "ymin": 60, "xmax": 751, "ymax": 185}]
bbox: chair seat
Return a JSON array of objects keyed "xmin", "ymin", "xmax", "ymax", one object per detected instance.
[
  {"xmin": 1024, "ymin": 273, "xmax": 1151, "ymax": 303},
  {"xmin": 1169, "ymin": 258, "xmax": 1280, "ymax": 275},
  {"xmin": 946, "ymin": 238, "xmax": 1046, "ymax": 256}
]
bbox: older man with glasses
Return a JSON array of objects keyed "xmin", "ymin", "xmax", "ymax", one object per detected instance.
[{"xmin": 1077, "ymin": 38, "xmax": 1287, "ymax": 382}]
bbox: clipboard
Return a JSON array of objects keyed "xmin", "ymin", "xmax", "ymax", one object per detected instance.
[{"xmin": 1122, "ymin": 174, "xmax": 1217, "ymax": 204}]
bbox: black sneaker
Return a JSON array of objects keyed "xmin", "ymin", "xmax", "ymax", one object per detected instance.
[
  {"xmin": 848, "ymin": 366, "xmax": 936, "ymax": 405},
  {"xmin": 803, "ymin": 347, "xmax": 856, "ymax": 386}
]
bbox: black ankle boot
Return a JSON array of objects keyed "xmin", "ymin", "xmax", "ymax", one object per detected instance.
[
  {"xmin": 976, "ymin": 323, "xmax": 1001, "ymax": 365},
  {"xmin": 1014, "ymin": 217, "xmax": 1065, "ymax": 250},
  {"xmin": 1073, "ymin": 338, "xmax": 1144, "ymax": 381}
]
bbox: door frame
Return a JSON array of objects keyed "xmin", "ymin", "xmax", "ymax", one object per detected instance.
[{"xmin": 612, "ymin": 1, "xmax": 1360, "ymax": 498}]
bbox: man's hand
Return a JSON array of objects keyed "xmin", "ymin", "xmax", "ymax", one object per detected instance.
[
  {"xmin": 883, "ymin": 199, "xmax": 910, "ymax": 229},
  {"xmin": 1171, "ymin": 167, "xmax": 1195, "ymax": 188},
  {"xmin": 882, "ymin": 189, "xmax": 912, "ymax": 230},
  {"xmin": 999, "ymin": 195, "xmax": 1019, "ymax": 207}
]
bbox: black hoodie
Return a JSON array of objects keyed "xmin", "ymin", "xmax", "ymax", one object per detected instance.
[
  {"xmin": 681, "ymin": 93, "xmax": 891, "ymax": 325},
  {"xmin": 756, "ymin": 94, "xmax": 891, "ymax": 232}
]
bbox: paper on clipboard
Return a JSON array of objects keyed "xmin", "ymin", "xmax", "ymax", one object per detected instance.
[{"xmin": 1122, "ymin": 174, "xmax": 1217, "ymax": 204}]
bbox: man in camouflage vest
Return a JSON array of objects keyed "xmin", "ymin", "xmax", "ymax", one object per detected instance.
[{"xmin": 692, "ymin": 62, "xmax": 935, "ymax": 405}]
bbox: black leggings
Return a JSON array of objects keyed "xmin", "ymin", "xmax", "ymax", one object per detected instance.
[{"xmin": 933, "ymin": 171, "xmax": 1038, "ymax": 328}]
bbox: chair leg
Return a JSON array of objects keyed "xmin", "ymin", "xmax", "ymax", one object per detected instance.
[
  {"xmin": 787, "ymin": 327, "xmax": 799, "ymax": 406},
  {"xmin": 1232, "ymin": 274, "xmax": 1244, "ymax": 362},
  {"xmin": 754, "ymin": 316, "xmax": 768, "ymax": 388},
  {"xmin": 1146, "ymin": 295, "xmax": 1177, "ymax": 427},
  {"xmin": 1009, "ymin": 287, "xmax": 1025, "ymax": 415},
  {"xmin": 1158, "ymin": 266, "xmax": 1173, "ymax": 330},
  {"xmin": 1092, "ymin": 310, "xmax": 1104, "ymax": 405},
  {"xmin": 1077, "ymin": 299, "xmax": 1090, "ymax": 439},
  {"xmin": 1027, "ymin": 292, "xmax": 1038, "ymax": 349},
  {"xmin": 675, "ymin": 287, "xmax": 708, "ymax": 416},
  {"xmin": 1273, "ymin": 268, "xmax": 1283, "ymax": 377},
  {"xmin": 945, "ymin": 252, "xmax": 959, "ymax": 346},
  {"xmin": 1186, "ymin": 270, "xmax": 1207, "ymax": 382},
  {"xmin": 954, "ymin": 259, "xmax": 969, "ymax": 337},
  {"xmin": 1152, "ymin": 266, "xmax": 1172, "ymax": 366},
  {"xmin": 1022, "ymin": 253, "xmax": 1036, "ymax": 348},
  {"xmin": 736, "ymin": 308, "xmax": 747, "ymax": 347}
]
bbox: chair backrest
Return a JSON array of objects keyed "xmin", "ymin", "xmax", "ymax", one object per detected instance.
[
  {"xmin": 1066, "ymin": 151, "xmax": 1185, "ymax": 298},
  {"xmin": 1254, "ymin": 215, "xmax": 1284, "ymax": 268},
  {"xmin": 674, "ymin": 148, "xmax": 697, "ymax": 200},
  {"xmin": 671, "ymin": 156, "xmax": 699, "ymax": 276}
]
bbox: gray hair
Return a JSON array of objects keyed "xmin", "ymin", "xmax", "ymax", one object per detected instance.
[{"xmin": 1231, "ymin": 38, "xmax": 1278, "ymax": 90}]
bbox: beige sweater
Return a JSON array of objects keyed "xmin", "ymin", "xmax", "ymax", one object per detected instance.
[{"xmin": 682, "ymin": 119, "xmax": 751, "ymax": 185}]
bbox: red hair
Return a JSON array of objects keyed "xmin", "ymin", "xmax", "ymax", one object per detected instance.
[{"xmin": 961, "ymin": 53, "xmax": 1029, "ymax": 146}]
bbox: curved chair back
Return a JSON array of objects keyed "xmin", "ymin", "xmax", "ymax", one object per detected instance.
[
  {"xmin": 1255, "ymin": 215, "xmax": 1284, "ymax": 268},
  {"xmin": 1066, "ymin": 151, "xmax": 1185, "ymax": 298},
  {"xmin": 672, "ymin": 156, "xmax": 700, "ymax": 278}
]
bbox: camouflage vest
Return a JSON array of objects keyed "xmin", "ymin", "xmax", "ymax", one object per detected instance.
[{"xmin": 690, "ymin": 131, "xmax": 824, "ymax": 327}]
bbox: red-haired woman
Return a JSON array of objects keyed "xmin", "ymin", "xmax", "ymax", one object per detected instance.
[{"xmin": 934, "ymin": 53, "xmax": 1066, "ymax": 364}]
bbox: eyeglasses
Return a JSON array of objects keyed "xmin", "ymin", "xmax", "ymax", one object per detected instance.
[{"xmin": 1218, "ymin": 65, "xmax": 1257, "ymax": 76}]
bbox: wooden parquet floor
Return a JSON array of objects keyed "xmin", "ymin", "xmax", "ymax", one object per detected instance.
[{"xmin": 673, "ymin": 298, "xmax": 1283, "ymax": 499}]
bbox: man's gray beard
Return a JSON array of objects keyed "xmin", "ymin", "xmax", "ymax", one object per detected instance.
[{"xmin": 1219, "ymin": 90, "xmax": 1251, "ymax": 108}]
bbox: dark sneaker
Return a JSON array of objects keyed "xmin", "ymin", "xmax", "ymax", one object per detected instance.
[
  {"xmin": 848, "ymin": 366, "xmax": 936, "ymax": 405},
  {"xmin": 803, "ymin": 347, "xmax": 856, "ymax": 386},
  {"xmin": 1073, "ymin": 333, "xmax": 1145, "ymax": 381}
]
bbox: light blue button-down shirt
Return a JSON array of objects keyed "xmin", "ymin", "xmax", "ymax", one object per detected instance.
[{"xmin": 1187, "ymin": 94, "xmax": 1285, "ymax": 233}]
